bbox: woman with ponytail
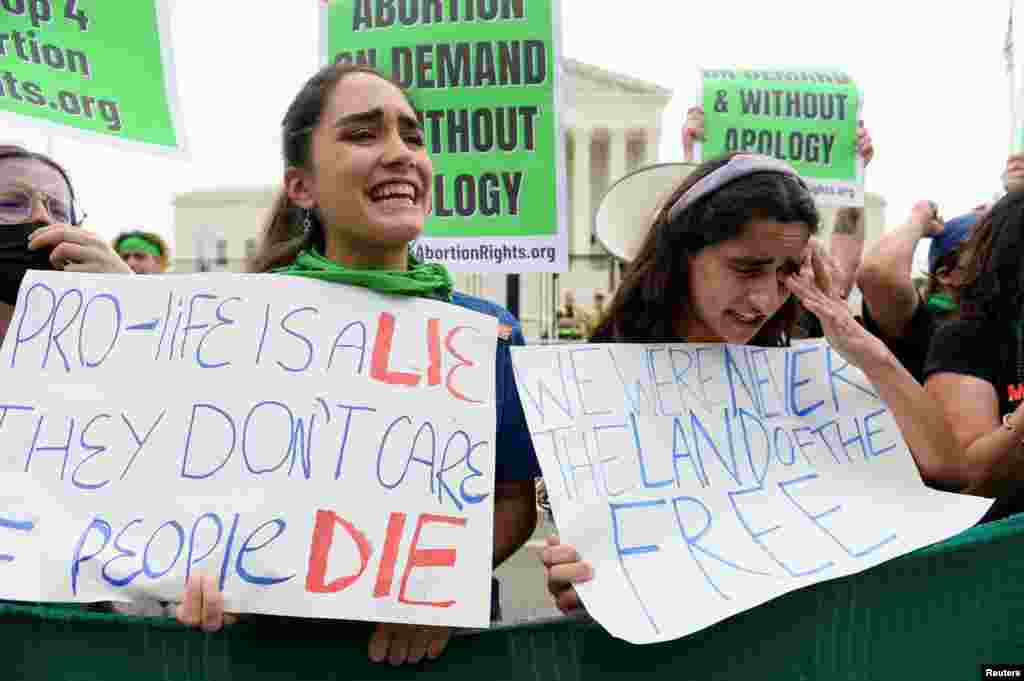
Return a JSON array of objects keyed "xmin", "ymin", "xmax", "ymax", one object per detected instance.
[{"xmin": 174, "ymin": 64, "xmax": 540, "ymax": 667}]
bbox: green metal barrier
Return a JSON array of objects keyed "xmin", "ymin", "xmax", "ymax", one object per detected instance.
[{"xmin": 12, "ymin": 514, "xmax": 1024, "ymax": 680}]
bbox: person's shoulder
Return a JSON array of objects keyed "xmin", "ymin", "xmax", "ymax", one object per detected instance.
[
  {"xmin": 449, "ymin": 292, "xmax": 515, "ymax": 324},
  {"xmin": 923, "ymin": 316, "xmax": 997, "ymax": 382},
  {"xmin": 931, "ymin": 316, "xmax": 988, "ymax": 342},
  {"xmin": 449, "ymin": 292, "xmax": 521, "ymax": 340}
]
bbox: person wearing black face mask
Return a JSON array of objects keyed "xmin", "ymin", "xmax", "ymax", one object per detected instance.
[{"xmin": 0, "ymin": 145, "xmax": 131, "ymax": 343}]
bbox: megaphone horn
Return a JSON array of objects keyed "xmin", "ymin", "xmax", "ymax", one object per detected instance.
[{"xmin": 593, "ymin": 162, "xmax": 696, "ymax": 262}]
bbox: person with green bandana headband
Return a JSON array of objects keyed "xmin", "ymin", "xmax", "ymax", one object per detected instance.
[
  {"xmin": 858, "ymin": 201, "xmax": 978, "ymax": 383},
  {"xmin": 170, "ymin": 63, "xmax": 541, "ymax": 667},
  {"xmin": 112, "ymin": 230, "xmax": 169, "ymax": 274}
]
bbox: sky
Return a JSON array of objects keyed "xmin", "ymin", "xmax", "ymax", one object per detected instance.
[{"xmin": 2, "ymin": 1, "xmax": 1014, "ymax": 275}]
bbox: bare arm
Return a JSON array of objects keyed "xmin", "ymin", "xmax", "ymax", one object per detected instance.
[
  {"xmin": 857, "ymin": 353, "xmax": 967, "ymax": 487},
  {"xmin": 788, "ymin": 247, "xmax": 967, "ymax": 488},
  {"xmin": 493, "ymin": 479, "xmax": 538, "ymax": 567},
  {"xmin": 829, "ymin": 207, "xmax": 865, "ymax": 299},
  {"xmin": 830, "ymin": 121, "xmax": 874, "ymax": 298},
  {"xmin": 856, "ymin": 201, "xmax": 941, "ymax": 339},
  {"xmin": 925, "ymin": 373, "xmax": 1024, "ymax": 497}
]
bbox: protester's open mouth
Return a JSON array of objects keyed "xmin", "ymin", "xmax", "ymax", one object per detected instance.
[
  {"xmin": 728, "ymin": 310, "xmax": 765, "ymax": 326},
  {"xmin": 368, "ymin": 181, "xmax": 418, "ymax": 207}
]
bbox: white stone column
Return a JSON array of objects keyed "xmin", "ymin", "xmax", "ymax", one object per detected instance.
[
  {"xmin": 572, "ymin": 127, "xmax": 592, "ymax": 255},
  {"xmin": 643, "ymin": 128, "xmax": 661, "ymax": 165},
  {"xmin": 608, "ymin": 127, "xmax": 628, "ymax": 189}
]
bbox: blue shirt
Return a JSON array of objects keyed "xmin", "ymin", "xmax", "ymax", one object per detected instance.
[{"xmin": 449, "ymin": 292, "xmax": 541, "ymax": 484}]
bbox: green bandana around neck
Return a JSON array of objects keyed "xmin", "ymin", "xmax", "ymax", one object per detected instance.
[
  {"xmin": 117, "ymin": 236, "xmax": 161, "ymax": 257},
  {"xmin": 273, "ymin": 248, "xmax": 454, "ymax": 302},
  {"xmin": 926, "ymin": 293, "xmax": 958, "ymax": 313}
]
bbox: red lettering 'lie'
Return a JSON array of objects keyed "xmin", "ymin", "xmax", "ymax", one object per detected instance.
[
  {"xmin": 445, "ymin": 327, "xmax": 482, "ymax": 404},
  {"xmin": 370, "ymin": 312, "xmax": 420, "ymax": 387}
]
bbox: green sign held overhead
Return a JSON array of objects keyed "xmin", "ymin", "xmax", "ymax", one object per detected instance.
[
  {"xmin": 699, "ymin": 68, "xmax": 862, "ymax": 206},
  {"xmin": 0, "ymin": 0, "xmax": 185, "ymax": 154},
  {"xmin": 322, "ymin": 0, "xmax": 568, "ymax": 273}
]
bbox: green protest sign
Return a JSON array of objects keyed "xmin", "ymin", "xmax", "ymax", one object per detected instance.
[
  {"xmin": 0, "ymin": 0, "xmax": 184, "ymax": 155},
  {"xmin": 699, "ymin": 68, "xmax": 862, "ymax": 206},
  {"xmin": 322, "ymin": 0, "xmax": 568, "ymax": 273}
]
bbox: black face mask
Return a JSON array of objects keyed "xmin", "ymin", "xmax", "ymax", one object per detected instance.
[{"xmin": 0, "ymin": 221, "xmax": 56, "ymax": 307}]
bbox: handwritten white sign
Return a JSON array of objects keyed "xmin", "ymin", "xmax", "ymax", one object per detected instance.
[
  {"xmin": 511, "ymin": 342, "xmax": 992, "ymax": 644},
  {"xmin": 0, "ymin": 271, "xmax": 498, "ymax": 628}
]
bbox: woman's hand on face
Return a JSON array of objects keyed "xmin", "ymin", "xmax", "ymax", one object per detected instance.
[
  {"xmin": 28, "ymin": 224, "xmax": 133, "ymax": 274},
  {"xmin": 802, "ymin": 239, "xmax": 842, "ymax": 298},
  {"xmin": 175, "ymin": 573, "xmax": 239, "ymax": 632},
  {"xmin": 542, "ymin": 534, "xmax": 593, "ymax": 614},
  {"xmin": 787, "ymin": 244, "xmax": 889, "ymax": 370},
  {"xmin": 368, "ymin": 622, "xmax": 452, "ymax": 666}
]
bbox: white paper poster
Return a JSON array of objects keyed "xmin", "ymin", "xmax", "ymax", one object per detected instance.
[
  {"xmin": 511, "ymin": 341, "xmax": 992, "ymax": 644},
  {"xmin": 0, "ymin": 271, "xmax": 498, "ymax": 628}
]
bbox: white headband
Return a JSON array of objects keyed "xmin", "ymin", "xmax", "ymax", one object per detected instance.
[{"xmin": 666, "ymin": 154, "xmax": 806, "ymax": 223}]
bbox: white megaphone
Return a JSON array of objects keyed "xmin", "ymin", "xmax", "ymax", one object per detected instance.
[{"xmin": 593, "ymin": 162, "xmax": 697, "ymax": 262}]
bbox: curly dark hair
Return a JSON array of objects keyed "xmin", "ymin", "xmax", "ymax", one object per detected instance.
[
  {"xmin": 590, "ymin": 153, "xmax": 820, "ymax": 346},
  {"xmin": 958, "ymin": 191, "xmax": 1024, "ymax": 321}
]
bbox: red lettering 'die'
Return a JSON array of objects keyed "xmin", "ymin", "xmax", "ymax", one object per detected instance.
[
  {"xmin": 304, "ymin": 510, "xmax": 466, "ymax": 608},
  {"xmin": 305, "ymin": 510, "xmax": 371, "ymax": 593},
  {"xmin": 398, "ymin": 513, "xmax": 467, "ymax": 608}
]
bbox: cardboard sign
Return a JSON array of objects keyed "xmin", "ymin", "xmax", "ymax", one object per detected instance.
[
  {"xmin": 511, "ymin": 341, "xmax": 992, "ymax": 644},
  {"xmin": 0, "ymin": 1, "xmax": 186, "ymax": 155},
  {"xmin": 321, "ymin": 0, "xmax": 569, "ymax": 272},
  {"xmin": 0, "ymin": 271, "xmax": 498, "ymax": 628},
  {"xmin": 699, "ymin": 67, "xmax": 862, "ymax": 206}
]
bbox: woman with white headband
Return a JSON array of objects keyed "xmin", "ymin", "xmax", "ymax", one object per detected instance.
[{"xmin": 542, "ymin": 152, "xmax": 969, "ymax": 613}]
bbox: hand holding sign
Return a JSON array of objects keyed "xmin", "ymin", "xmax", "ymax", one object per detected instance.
[
  {"xmin": 175, "ymin": 573, "xmax": 239, "ymax": 632},
  {"xmin": 368, "ymin": 622, "xmax": 452, "ymax": 666},
  {"xmin": 908, "ymin": 200, "xmax": 945, "ymax": 238},
  {"xmin": 857, "ymin": 121, "xmax": 874, "ymax": 167},
  {"xmin": 29, "ymin": 224, "xmax": 132, "ymax": 274},
  {"xmin": 682, "ymin": 107, "xmax": 705, "ymax": 162},
  {"xmin": 542, "ymin": 534, "xmax": 590, "ymax": 614},
  {"xmin": 1004, "ymin": 153, "xmax": 1024, "ymax": 193}
]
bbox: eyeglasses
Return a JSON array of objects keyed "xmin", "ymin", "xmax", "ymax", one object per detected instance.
[{"xmin": 0, "ymin": 187, "xmax": 82, "ymax": 225}]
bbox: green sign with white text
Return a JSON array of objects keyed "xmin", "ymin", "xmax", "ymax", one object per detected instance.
[
  {"xmin": 700, "ymin": 67, "xmax": 862, "ymax": 206},
  {"xmin": 323, "ymin": 0, "xmax": 567, "ymax": 273},
  {"xmin": 0, "ymin": 0, "xmax": 183, "ymax": 154}
]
